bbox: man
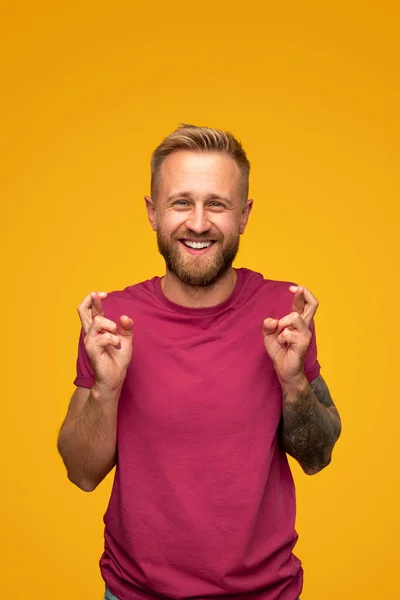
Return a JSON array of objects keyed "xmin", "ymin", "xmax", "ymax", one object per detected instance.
[{"xmin": 58, "ymin": 124, "xmax": 341, "ymax": 600}]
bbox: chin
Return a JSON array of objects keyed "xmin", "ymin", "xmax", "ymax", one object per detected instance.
[{"xmin": 173, "ymin": 262, "xmax": 233, "ymax": 288}]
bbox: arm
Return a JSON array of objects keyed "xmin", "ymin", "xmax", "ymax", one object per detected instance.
[
  {"xmin": 57, "ymin": 383, "xmax": 121, "ymax": 492},
  {"xmin": 263, "ymin": 285, "xmax": 341, "ymax": 475},
  {"xmin": 58, "ymin": 291, "xmax": 133, "ymax": 492},
  {"xmin": 280, "ymin": 374, "xmax": 342, "ymax": 475}
]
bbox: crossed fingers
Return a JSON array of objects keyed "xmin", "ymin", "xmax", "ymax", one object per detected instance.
[
  {"xmin": 289, "ymin": 285, "xmax": 319, "ymax": 329},
  {"xmin": 77, "ymin": 291, "xmax": 108, "ymax": 335}
]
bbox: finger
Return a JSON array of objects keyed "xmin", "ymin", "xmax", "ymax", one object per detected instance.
[
  {"xmin": 290, "ymin": 286, "xmax": 305, "ymax": 315},
  {"xmin": 77, "ymin": 292, "xmax": 95, "ymax": 333},
  {"xmin": 96, "ymin": 332, "xmax": 121, "ymax": 348},
  {"xmin": 118, "ymin": 315, "xmax": 134, "ymax": 338},
  {"xmin": 90, "ymin": 292, "xmax": 106, "ymax": 319},
  {"xmin": 301, "ymin": 287, "xmax": 319, "ymax": 328},
  {"xmin": 277, "ymin": 328, "xmax": 301, "ymax": 347},
  {"xmin": 289, "ymin": 285, "xmax": 319, "ymax": 328},
  {"xmin": 302, "ymin": 286, "xmax": 318, "ymax": 305},
  {"xmin": 262, "ymin": 318, "xmax": 279, "ymax": 336},
  {"xmin": 77, "ymin": 291, "xmax": 108, "ymax": 333},
  {"xmin": 276, "ymin": 312, "xmax": 309, "ymax": 335},
  {"xmin": 89, "ymin": 316, "xmax": 118, "ymax": 335}
]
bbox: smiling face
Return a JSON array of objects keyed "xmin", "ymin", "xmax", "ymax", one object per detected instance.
[{"xmin": 146, "ymin": 151, "xmax": 253, "ymax": 287}]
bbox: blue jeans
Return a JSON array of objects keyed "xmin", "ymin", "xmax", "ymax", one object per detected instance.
[{"xmin": 105, "ymin": 587, "xmax": 300, "ymax": 599}]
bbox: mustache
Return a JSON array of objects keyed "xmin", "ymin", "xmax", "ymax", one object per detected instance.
[{"xmin": 172, "ymin": 231, "xmax": 223, "ymax": 242}]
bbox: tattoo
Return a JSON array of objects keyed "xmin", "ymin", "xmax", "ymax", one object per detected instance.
[
  {"xmin": 281, "ymin": 375, "xmax": 341, "ymax": 474},
  {"xmin": 310, "ymin": 375, "xmax": 334, "ymax": 407}
]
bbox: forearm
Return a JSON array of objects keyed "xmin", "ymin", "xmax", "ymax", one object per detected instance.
[
  {"xmin": 58, "ymin": 383, "xmax": 120, "ymax": 491},
  {"xmin": 281, "ymin": 375, "xmax": 342, "ymax": 475}
]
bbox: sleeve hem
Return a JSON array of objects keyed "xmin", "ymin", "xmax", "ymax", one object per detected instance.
[
  {"xmin": 304, "ymin": 361, "xmax": 321, "ymax": 383},
  {"xmin": 73, "ymin": 376, "xmax": 94, "ymax": 389}
]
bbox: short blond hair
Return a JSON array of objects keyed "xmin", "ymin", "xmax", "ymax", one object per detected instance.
[{"xmin": 150, "ymin": 123, "xmax": 250, "ymax": 201}]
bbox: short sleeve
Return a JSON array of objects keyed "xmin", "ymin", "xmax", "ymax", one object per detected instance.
[
  {"xmin": 73, "ymin": 327, "xmax": 95, "ymax": 389},
  {"xmin": 304, "ymin": 319, "xmax": 321, "ymax": 382}
]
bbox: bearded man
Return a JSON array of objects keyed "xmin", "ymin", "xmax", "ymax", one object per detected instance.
[{"xmin": 58, "ymin": 124, "xmax": 341, "ymax": 600}]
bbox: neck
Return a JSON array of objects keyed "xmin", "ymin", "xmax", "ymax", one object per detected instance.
[{"xmin": 161, "ymin": 268, "xmax": 238, "ymax": 308}]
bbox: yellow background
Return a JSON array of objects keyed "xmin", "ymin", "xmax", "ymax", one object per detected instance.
[{"xmin": 1, "ymin": 1, "xmax": 399, "ymax": 598}]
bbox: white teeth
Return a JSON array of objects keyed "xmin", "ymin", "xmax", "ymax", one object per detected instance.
[{"xmin": 183, "ymin": 241, "xmax": 213, "ymax": 249}]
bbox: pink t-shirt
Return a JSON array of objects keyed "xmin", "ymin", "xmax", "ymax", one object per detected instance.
[{"xmin": 74, "ymin": 268, "xmax": 320, "ymax": 600}]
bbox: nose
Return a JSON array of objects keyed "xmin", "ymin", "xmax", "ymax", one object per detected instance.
[{"xmin": 186, "ymin": 205, "xmax": 211, "ymax": 235}]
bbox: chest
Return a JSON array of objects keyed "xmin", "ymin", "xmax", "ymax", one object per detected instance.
[{"xmin": 118, "ymin": 310, "xmax": 283, "ymax": 441}]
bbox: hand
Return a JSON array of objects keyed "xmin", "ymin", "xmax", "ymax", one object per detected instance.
[
  {"xmin": 77, "ymin": 292, "xmax": 134, "ymax": 390},
  {"xmin": 262, "ymin": 286, "xmax": 319, "ymax": 385}
]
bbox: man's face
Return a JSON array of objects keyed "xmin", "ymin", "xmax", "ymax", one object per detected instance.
[{"xmin": 146, "ymin": 151, "xmax": 252, "ymax": 287}]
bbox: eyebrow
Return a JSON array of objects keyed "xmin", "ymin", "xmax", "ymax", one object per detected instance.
[{"xmin": 167, "ymin": 192, "xmax": 233, "ymax": 204}]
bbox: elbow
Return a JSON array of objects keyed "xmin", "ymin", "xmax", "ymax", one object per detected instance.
[
  {"xmin": 57, "ymin": 436, "xmax": 100, "ymax": 492},
  {"xmin": 67, "ymin": 471, "xmax": 99, "ymax": 492},
  {"xmin": 302, "ymin": 456, "xmax": 332, "ymax": 476},
  {"xmin": 301, "ymin": 442, "xmax": 340, "ymax": 475},
  {"xmin": 78, "ymin": 481, "xmax": 98, "ymax": 493},
  {"xmin": 302, "ymin": 423, "xmax": 342, "ymax": 476}
]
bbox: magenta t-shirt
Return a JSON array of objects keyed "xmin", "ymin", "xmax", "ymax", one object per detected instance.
[{"xmin": 74, "ymin": 268, "xmax": 320, "ymax": 600}]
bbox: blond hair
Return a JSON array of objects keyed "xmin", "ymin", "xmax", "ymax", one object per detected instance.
[{"xmin": 150, "ymin": 123, "xmax": 250, "ymax": 201}]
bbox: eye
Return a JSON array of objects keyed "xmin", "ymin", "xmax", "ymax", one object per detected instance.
[
  {"xmin": 209, "ymin": 201, "xmax": 225, "ymax": 208},
  {"xmin": 173, "ymin": 200, "xmax": 190, "ymax": 207}
]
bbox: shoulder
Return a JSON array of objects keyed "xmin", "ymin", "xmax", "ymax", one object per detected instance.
[
  {"xmin": 239, "ymin": 267, "xmax": 296, "ymax": 290},
  {"xmin": 238, "ymin": 268, "xmax": 297, "ymax": 314},
  {"xmin": 99, "ymin": 276, "xmax": 161, "ymax": 317}
]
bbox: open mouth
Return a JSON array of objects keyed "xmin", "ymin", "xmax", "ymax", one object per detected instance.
[{"xmin": 179, "ymin": 240, "xmax": 216, "ymax": 254}]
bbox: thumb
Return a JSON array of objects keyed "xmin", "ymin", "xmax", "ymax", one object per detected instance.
[
  {"xmin": 118, "ymin": 315, "xmax": 134, "ymax": 338},
  {"xmin": 262, "ymin": 318, "xmax": 278, "ymax": 336}
]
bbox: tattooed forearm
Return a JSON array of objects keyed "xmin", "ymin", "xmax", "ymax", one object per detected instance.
[{"xmin": 281, "ymin": 375, "xmax": 341, "ymax": 475}]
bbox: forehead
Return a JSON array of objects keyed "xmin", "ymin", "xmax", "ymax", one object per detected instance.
[{"xmin": 157, "ymin": 151, "xmax": 242, "ymax": 196}]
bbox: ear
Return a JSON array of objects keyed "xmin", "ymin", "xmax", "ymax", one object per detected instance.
[
  {"xmin": 239, "ymin": 199, "xmax": 253, "ymax": 234},
  {"xmin": 144, "ymin": 195, "xmax": 157, "ymax": 231}
]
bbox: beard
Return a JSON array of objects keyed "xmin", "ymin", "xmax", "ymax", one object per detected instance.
[{"xmin": 156, "ymin": 228, "xmax": 240, "ymax": 288}]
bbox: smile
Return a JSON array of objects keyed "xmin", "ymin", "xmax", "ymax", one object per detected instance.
[
  {"xmin": 182, "ymin": 240, "xmax": 214, "ymax": 249},
  {"xmin": 179, "ymin": 240, "xmax": 216, "ymax": 254}
]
